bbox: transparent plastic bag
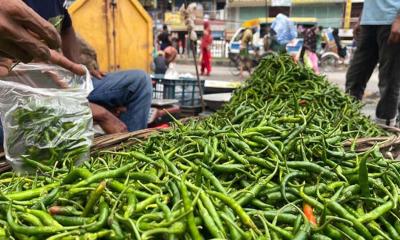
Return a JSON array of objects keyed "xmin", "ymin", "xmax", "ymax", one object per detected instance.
[
  {"xmin": 0, "ymin": 63, "xmax": 94, "ymax": 172},
  {"xmin": 271, "ymin": 13, "xmax": 297, "ymax": 45}
]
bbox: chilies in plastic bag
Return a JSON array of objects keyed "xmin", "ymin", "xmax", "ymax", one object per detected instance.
[{"xmin": 0, "ymin": 63, "xmax": 94, "ymax": 172}]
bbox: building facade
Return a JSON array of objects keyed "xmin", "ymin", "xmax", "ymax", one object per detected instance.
[{"xmin": 226, "ymin": 0, "xmax": 363, "ymax": 34}]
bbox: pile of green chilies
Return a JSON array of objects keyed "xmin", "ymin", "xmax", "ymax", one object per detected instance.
[{"xmin": 0, "ymin": 55, "xmax": 399, "ymax": 239}]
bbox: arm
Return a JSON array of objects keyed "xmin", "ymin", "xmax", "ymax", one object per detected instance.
[
  {"xmin": 90, "ymin": 103, "xmax": 128, "ymax": 134},
  {"xmin": 61, "ymin": 26, "xmax": 81, "ymax": 63},
  {"xmin": 58, "ymin": 5, "xmax": 80, "ymax": 63},
  {"xmin": 60, "ymin": 25, "xmax": 104, "ymax": 77}
]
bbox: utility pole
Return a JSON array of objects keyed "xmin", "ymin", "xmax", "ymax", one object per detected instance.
[
  {"xmin": 181, "ymin": 2, "xmax": 206, "ymax": 113},
  {"xmin": 344, "ymin": 0, "xmax": 352, "ymax": 29}
]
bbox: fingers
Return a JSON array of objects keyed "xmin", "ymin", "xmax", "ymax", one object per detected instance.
[
  {"xmin": 9, "ymin": 0, "xmax": 61, "ymax": 49},
  {"xmin": 388, "ymin": 33, "xmax": 395, "ymax": 45},
  {"xmin": 49, "ymin": 50, "xmax": 86, "ymax": 76},
  {"xmin": 43, "ymin": 70, "xmax": 69, "ymax": 89},
  {"xmin": 0, "ymin": 0, "xmax": 60, "ymax": 63},
  {"xmin": 115, "ymin": 106, "xmax": 128, "ymax": 116},
  {"xmin": 0, "ymin": 39, "xmax": 32, "ymax": 63},
  {"xmin": 90, "ymin": 70, "xmax": 103, "ymax": 79},
  {"xmin": 389, "ymin": 18, "xmax": 400, "ymax": 45},
  {"xmin": 1, "ymin": 22, "xmax": 52, "ymax": 62},
  {"xmin": 0, "ymin": 57, "xmax": 12, "ymax": 77},
  {"xmin": 117, "ymin": 107, "xmax": 128, "ymax": 113},
  {"xmin": 388, "ymin": 32, "xmax": 400, "ymax": 45}
]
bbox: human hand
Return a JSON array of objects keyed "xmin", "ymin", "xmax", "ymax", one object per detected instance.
[
  {"xmin": 0, "ymin": 58, "xmax": 13, "ymax": 77},
  {"xmin": 49, "ymin": 50, "xmax": 86, "ymax": 76},
  {"xmin": 388, "ymin": 16, "xmax": 400, "ymax": 45},
  {"xmin": 353, "ymin": 21, "xmax": 361, "ymax": 42},
  {"xmin": 0, "ymin": 50, "xmax": 85, "ymax": 77},
  {"xmin": 90, "ymin": 69, "xmax": 106, "ymax": 79},
  {"xmin": 90, "ymin": 103, "xmax": 128, "ymax": 134},
  {"xmin": 0, "ymin": 0, "xmax": 61, "ymax": 62},
  {"xmin": 43, "ymin": 70, "xmax": 69, "ymax": 89},
  {"xmin": 111, "ymin": 106, "xmax": 127, "ymax": 118}
]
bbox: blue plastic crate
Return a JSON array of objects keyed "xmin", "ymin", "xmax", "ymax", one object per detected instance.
[{"xmin": 152, "ymin": 76, "xmax": 205, "ymax": 108}]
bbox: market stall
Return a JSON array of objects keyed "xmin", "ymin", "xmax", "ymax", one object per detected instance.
[{"xmin": 1, "ymin": 55, "xmax": 400, "ymax": 239}]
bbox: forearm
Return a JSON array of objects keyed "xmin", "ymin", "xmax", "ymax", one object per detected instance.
[{"xmin": 61, "ymin": 26, "xmax": 80, "ymax": 63}]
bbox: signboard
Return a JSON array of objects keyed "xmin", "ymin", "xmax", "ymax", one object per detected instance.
[
  {"xmin": 291, "ymin": 0, "xmax": 344, "ymax": 3},
  {"xmin": 164, "ymin": 12, "xmax": 185, "ymax": 28},
  {"xmin": 272, "ymin": 0, "xmax": 291, "ymax": 6},
  {"xmin": 228, "ymin": 0, "xmax": 271, "ymax": 7},
  {"xmin": 229, "ymin": 0, "xmax": 343, "ymax": 6}
]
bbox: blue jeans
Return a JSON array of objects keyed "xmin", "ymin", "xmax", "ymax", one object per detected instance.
[
  {"xmin": 0, "ymin": 70, "xmax": 152, "ymax": 146},
  {"xmin": 88, "ymin": 70, "xmax": 152, "ymax": 131}
]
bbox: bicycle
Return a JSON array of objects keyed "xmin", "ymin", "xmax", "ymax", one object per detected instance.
[{"xmin": 228, "ymin": 53, "xmax": 241, "ymax": 76}]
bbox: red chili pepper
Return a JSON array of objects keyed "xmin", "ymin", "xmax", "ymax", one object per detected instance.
[
  {"xmin": 303, "ymin": 203, "xmax": 317, "ymax": 226},
  {"xmin": 299, "ymin": 99, "xmax": 308, "ymax": 106}
]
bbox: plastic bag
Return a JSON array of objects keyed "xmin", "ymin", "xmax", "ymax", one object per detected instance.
[
  {"xmin": 271, "ymin": 13, "xmax": 297, "ymax": 45},
  {"xmin": 165, "ymin": 63, "xmax": 179, "ymax": 79},
  {"xmin": 0, "ymin": 63, "xmax": 94, "ymax": 172}
]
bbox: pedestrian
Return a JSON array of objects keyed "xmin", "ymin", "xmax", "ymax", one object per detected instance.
[
  {"xmin": 171, "ymin": 33, "xmax": 179, "ymax": 51},
  {"xmin": 316, "ymin": 26, "xmax": 324, "ymax": 53},
  {"xmin": 153, "ymin": 51, "xmax": 168, "ymax": 74},
  {"xmin": 332, "ymin": 28, "xmax": 346, "ymax": 60},
  {"xmin": 178, "ymin": 40, "xmax": 183, "ymax": 55},
  {"xmin": 158, "ymin": 24, "xmax": 172, "ymax": 51},
  {"xmin": 200, "ymin": 21, "xmax": 213, "ymax": 76},
  {"xmin": 239, "ymin": 27, "xmax": 254, "ymax": 78},
  {"xmin": 345, "ymin": 0, "xmax": 400, "ymax": 126},
  {"xmin": 301, "ymin": 26, "xmax": 320, "ymax": 74},
  {"xmin": 263, "ymin": 26, "xmax": 271, "ymax": 52},
  {"xmin": 153, "ymin": 46, "xmax": 178, "ymax": 75},
  {"xmin": 270, "ymin": 13, "xmax": 297, "ymax": 52}
]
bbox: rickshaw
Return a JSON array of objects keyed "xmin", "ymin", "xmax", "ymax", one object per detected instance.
[
  {"xmin": 228, "ymin": 17, "xmax": 318, "ymax": 56},
  {"xmin": 228, "ymin": 17, "xmax": 318, "ymax": 75}
]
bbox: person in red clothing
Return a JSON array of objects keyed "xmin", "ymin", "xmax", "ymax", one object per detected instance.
[{"xmin": 200, "ymin": 21, "xmax": 213, "ymax": 76}]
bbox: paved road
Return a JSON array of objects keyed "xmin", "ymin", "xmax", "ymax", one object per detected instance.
[
  {"xmin": 175, "ymin": 63, "xmax": 245, "ymax": 82},
  {"xmin": 176, "ymin": 63, "xmax": 380, "ymax": 118}
]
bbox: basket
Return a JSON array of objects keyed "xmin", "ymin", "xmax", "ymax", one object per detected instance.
[{"xmin": 153, "ymin": 78, "xmax": 205, "ymax": 108}]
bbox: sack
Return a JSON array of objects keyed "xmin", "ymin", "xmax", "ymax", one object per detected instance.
[
  {"xmin": 271, "ymin": 14, "xmax": 297, "ymax": 45},
  {"xmin": 0, "ymin": 63, "xmax": 94, "ymax": 172}
]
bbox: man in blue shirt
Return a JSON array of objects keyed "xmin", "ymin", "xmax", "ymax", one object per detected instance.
[
  {"xmin": 23, "ymin": 0, "xmax": 152, "ymax": 134},
  {"xmin": 346, "ymin": 0, "xmax": 400, "ymax": 126}
]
